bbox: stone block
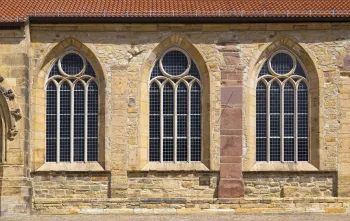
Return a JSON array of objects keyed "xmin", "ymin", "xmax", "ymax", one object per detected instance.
[
  {"xmin": 221, "ymin": 87, "xmax": 242, "ymax": 104},
  {"xmin": 325, "ymin": 208, "xmax": 346, "ymax": 213},
  {"xmin": 220, "ymin": 107, "xmax": 242, "ymax": 130},
  {"xmin": 220, "ymin": 135, "xmax": 242, "ymax": 156},
  {"xmin": 218, "ymin": 179, "xmax": 244, "ymax": 198},
  {"xmin": 220, "ymin": 163, "xmax": 242, "ymax": 179}
]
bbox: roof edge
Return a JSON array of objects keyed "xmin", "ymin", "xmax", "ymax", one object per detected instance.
[{"xmin": 2, "ymin": 16, "xmax": 350, "ymax": 25}]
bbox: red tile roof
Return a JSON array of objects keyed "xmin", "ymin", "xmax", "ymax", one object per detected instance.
[{"xmin": 2, "ymin": 0, "xmax": 350, "ymax": 23}]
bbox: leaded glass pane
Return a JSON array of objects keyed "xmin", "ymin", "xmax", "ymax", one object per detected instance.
[
  {"xmin": 258, "ymin": 63, "xmax": 271, "ymax": 77},
  {"xmin": 60, "ymin": 82, "xmax": 71, "ymax": 162},
  {"xmin": 298, "ymin": 81, "xmax": 309, "ymax": 161},
  {"xmin": 46, "ymin": 82, "xmax": 57, "ymax": 162},
  {"xmin": 49, "ymin": 62, "xmax": 60, "ymax": 78},
  {"xmin": 150, "ymin": 61, "xmax": 161, "ymax": 79},
  {"xmin": 87, "ymin": 81, "xmax": 98, "ymax": 161},
  {"xmin": 284, "ymin": 82, "xmax": 295, "ymax": 161},
  {"xmin": 74, "ymin": 82, "xmax": 85, "ymax": 162},
  {"xmin": 149, "ymin": 83, "xmax": 160, "ymax": 162},
  {"xmin": 61, "ymin": 53, "xmax": 84, "ymax": 75},
  {"xmin": 191, "ymin": 82, "xmax": 201, "ymax": 161},
  {"xmin": 270, "ymin": 82, "xmax": 281, "ymax": 161},
  {"xmin": 162, "ymin": 50, "xmax": 188, "ymax": 76},
  {"xmin": 189, "ymin": 60, "xmax": 201, "ymax": 80},
  {"xmin": 85, "ymin": 63, "xmax": 96, "ymax": 77},
  {"xmin": 163, "ymin": 83, "xmax": 174, "ymax": 161},
  {"xmin": 256, "ymin": 81, "xmax": 267, "ymax": 161},
  {"xmin": 295, "ymin": 63, "xmax": 306, "ymax": 78},
  {"xmin": 271, "ymin": 53, "xmax": 294, "ymax": 75},
  {"xmin": 177, "ymin": 83, "xmax": 188, "ymax": 161}
]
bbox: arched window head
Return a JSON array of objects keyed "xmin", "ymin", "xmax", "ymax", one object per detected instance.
[
  {"xmin": 46, "ymin": 51, "xmax": 98, "ymax": 163},
  {"xmin": 256, "ymin": 50, "xmax": 309, "ymax": 162},
  {"xmin": 149, "ymin": 48, "xmax": 201, "ymax": 162}
]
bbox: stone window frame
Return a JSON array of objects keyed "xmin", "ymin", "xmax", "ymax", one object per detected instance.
[
  {"xmin": 243, "ymin": 37, "xmax": 325, "ymax": 172},
  {"xmin": 148, "ymin": 47, "xmax": 202, "ymax": 163},
  {"xmin": 45, "ymin": 50, "xmax": 99, "ymax": 163},
  {"xmin": 136, "ymin": 35, "xmax": 216, "ymax": 171},
  {"xmin": 32, "ymin": 38, "xmax": 107, "ymax": 172},
  {"xmin": 256, "ymin": 49, "xmax": 310, "ymax": 163}
]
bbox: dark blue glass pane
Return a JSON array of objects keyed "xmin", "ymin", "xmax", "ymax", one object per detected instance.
[
  {"xmin": 298, "ymin": 82, "xmax": 308, "ymax": 161},
  {"xmin": 85, "ymin": 62, "xmax": 96, "ymax": 77},
  {"xmin": 284, "ymin": 82, "xmax": 294, "ymax": 161},
  {"xmin": 150, "ymin": 61, "xmax": 161, "ymax": 79},
  {"xmin": 271, "ymin": 53, "xmax": 294, "ymax": 75},
  {"xmin": 60, "ymin": 82, "xmax": 71, "ymax": 162},
  {"xmin": 189, "ymin": 60, "xmax": 201, "ymax": 80},
  {"xmin": 46, "ymin": 81, "xmax": 57, "ymax": 162},
  {"xmin": 87, "ymin": 81, "xmax": 98, "ymax": 161},
  {"xmin": 163, "ymin": 83, "xmax": 174, "ymax": 161},
  {"xmin": 177, "ymin": 83, "xmax": 188, "ymax": 161},
  {"xmin": 74, "ymin": 82, "xmax": 85, "ymax": 162},
  {"xmin": 162, "ymin": 51, "xmax": 188, "ymax": 76},
  {"xmin": 258, "ymin": 63, "xmax": 271, "ymax": 77},
  {"xmin": 270, "ymin": 82, "xmax": 281, "ymax": 161},
  {"xmin": 295, "ymin": 62, "xmax": 306, "ymax": 77},
  {"xmin": 61, "ymin": 53, "xmax": 84, "ymax": 75},
  {"xmin": 256, "ymin": 81, "xmax": 267, "ymax": 161},
  {"xmin": 190, "ymin": 82, "xmax": 201, "ymax": 161},
  {"xmin": 49, "ymin": 62, "xmax": 60, "ymax": 78},
  {"xmin": 149, "ymin": 83, "xmax": 160, "ymax": 162}
]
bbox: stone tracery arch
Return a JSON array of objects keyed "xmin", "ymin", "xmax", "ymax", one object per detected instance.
[
  {"xmin": 33, "ymin": 37, "xmax": 107, "ymax": 171},
  {"xmin": 136, "ymin": 34, "xmax": 216, "ymax": 170},
  {"xmin": 244, "ymin": 36, "xmax": 324, "ymax": 171}
]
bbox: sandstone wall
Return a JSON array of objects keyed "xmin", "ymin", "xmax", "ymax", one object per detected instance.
[
  {"xmin": 127, "ymin": 172, "xmax": 218, "ymax": 198},
  {"xmin": 0, "ymin": 27, "xmax": 30, "ymax": 215},
  {"xmin": 244, "ymin": 172, "xmax": 336, "ymax": 198},
  {"xmin": 25, "ymin": 22, "xmax": 350, "ymax": 204},
  {"xmin": 32, "ymin": 173, "xmax": 109, "ymax": 199}
]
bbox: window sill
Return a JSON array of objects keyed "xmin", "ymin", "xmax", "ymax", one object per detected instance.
[
  {"xmin": 246, "ymin": 162, "xmax": 318, "ymax": 172},
  {"xmin": 36, "ymin": 162, "xmax": 105, "ymax": 172},
  {"xmin": 141, "ymin": 162, "xmax": 210, "ymax": 171}
]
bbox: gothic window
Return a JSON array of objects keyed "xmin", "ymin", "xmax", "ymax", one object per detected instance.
[
  {"xmin": 149, "ymin": 48, "xmax": 201, "ymax": 162},
  {"xmin": 256, "ymin": 50, "xmax": 309, "ymax": 162},
  {"xmin": 46, "ymin": 51, "xmax": 98, "ymax": 162}
]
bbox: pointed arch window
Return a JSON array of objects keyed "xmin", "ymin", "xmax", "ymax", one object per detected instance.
[
  {"xmin": 46, "ymin": 51, "xmax": 98, "ymax": 163},
  {"xmin": 256, "ymin": 50, "xmax": 309, "ymax": 162},
  {"xmin": 149, "ymin": 48, "xmax": 201, "ymax": 162}
]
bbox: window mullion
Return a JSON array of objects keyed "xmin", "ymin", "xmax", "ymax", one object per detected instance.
[
  {"xmin": 267, "ymin": 83, "xmax": 270, "ymax": 162},
  {"xmin": 84, "ymin": 84, "xmax": 88, "ymax": 163},
  {"xmin": 56, "ymin": 84, "xmax": 60, "ymax": 163},
  {"xmin": 70, "ymin": 84, "xmax": 74, "ymax": 163},
  {"xmin": 174, "ymin": 84, "xmax": 177, "ymax": 163},
  {"xmin": 187, "ymin": 84, "xmax": 191, "ymax": 162},
  {"xmin": 281, "ymin": 82, "xmax": 284, "ymax": 162},
  {"xmin": 295, "ymin": 83, "xmax": 298, "ymax": 162},
  {"xmin": 160, "ymin": 84, "xmax": 164, "ymax": 163}
]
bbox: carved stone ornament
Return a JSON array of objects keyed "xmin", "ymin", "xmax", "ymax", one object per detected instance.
[{"xmin": 0, "ymin": 75, "xmax": 22, "ymax": 140}]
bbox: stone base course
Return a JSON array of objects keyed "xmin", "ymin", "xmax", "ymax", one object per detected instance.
[{"xmin": 33, "ymin": 197, "xmax": 350, "ymax": 215}]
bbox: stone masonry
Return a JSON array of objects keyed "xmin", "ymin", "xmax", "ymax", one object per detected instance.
[{"xmin": 1, "ymin": 22, "xmax": 350, "ymax": 215}]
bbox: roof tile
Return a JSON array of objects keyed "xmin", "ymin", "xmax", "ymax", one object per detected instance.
[{"xmin": 1, "ymin": 0, "xmax": 350, "ymax": 23}]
